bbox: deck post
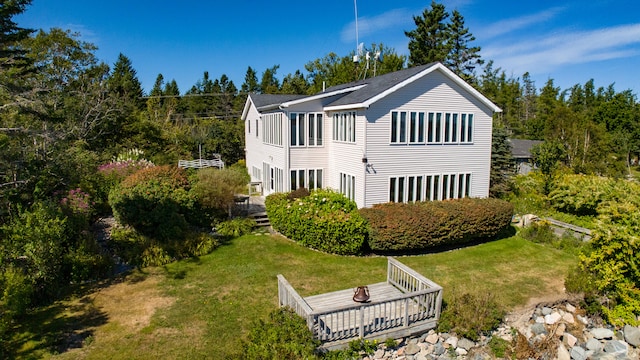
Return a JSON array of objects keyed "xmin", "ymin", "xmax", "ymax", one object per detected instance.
[
  {"xmin": 359, "ymin": 305, "xmax": 365, "ymax": 338},
  {"xmin": 404, "ymin": 297, "xmax": 409, "ymax": 327}
]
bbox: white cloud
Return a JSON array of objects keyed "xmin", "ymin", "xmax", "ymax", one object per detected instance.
[
  {"xmin": 483, "ymin": 23, "xmax": 640, "ymax": 75},
  {"xmin": 341, "ymin": 8, "xmax": 415, "ymax": 44},
  {"xmin": 477, "ymin": 6, "xmax": 566, "ymax": 40}
]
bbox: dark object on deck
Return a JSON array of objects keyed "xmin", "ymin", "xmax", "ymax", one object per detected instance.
[{"xmin": 353, "ymin": 286, "xmax": 370, "ymax": 302}]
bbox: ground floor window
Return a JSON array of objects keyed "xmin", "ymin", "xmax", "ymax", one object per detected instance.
[
  {"xmin": 340, "ymin": 172, "xmax": 356, "ymax": 201},
  {"xmin": 290, "ymin": 168, "xmax": 323, "ymax": 191},
  {"xmin": 390, "ymin": 173, "xmax": 471, "ymax": 202},
  {"xmin": 263, "ymin": 163, "xmax": 283, "ymax": 192}
]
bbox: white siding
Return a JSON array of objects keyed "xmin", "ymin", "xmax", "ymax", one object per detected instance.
[{"xmin": 363, "ymin": 71, "xmax": 493, "ymax": 208}]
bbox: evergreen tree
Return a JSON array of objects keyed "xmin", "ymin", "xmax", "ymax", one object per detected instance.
[
  {"xmin": 446, "ymin": 10, "xmax": 483, "ymax": 82},
  {"xmin": 107, "ymin": 53, "xmax": 144, "ymax": 110},
  {"xmin": 260, "ymin": 65, "xmax": 280, "ymax": 94},
  {"xmin": 280, "ymin": 70, "xmax": 309, "ymax": 95},
  {"xmin": 240, "ymin": 66, "xmax": 260, "ymax": 94},
  {"xmin": 405, "ymin": 1, "xmax": 450, "ymax": 66},
  {"xmin": 489, "ymin": 126, "xmax": 514, "ymax": 198}
]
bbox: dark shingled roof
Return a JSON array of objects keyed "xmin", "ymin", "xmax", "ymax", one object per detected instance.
[
  {"xmin": 248, "ymin": 93, "xmax": 307, "ymax": 110},
  {"xmin": 509, "ymin": 139, "xmax": 543, "ymax": 158},
  {"xmin": 324, "ymin": 62, "xmax": 436, "ymax": 107}
]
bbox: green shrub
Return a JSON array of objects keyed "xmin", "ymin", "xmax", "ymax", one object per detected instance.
[
  {"xmin": 109, "ymin": 165, "xmax": 199, "ymax": 240},
  {"xmin": 241, "ymin": 307, "xmax": 319, "ymax": 360},
  {"xmin": 488, "ymin": 336, "xmax": 512, "ymax": 358},
  {"xmin": 437, "ymin": 292, "xmax": 504, "ymax": 341},
  {"xmin": 191, "ymin": 166, "xmax": 249, "ymax": 219},
  {"xmin": 322, "ymin": 339, "xmax": 380, "ymax": 359},
  {"xmin": 361, "ymin": 198, "xmax": 513, "ymax": 252},
  {"xmin": 215, "ymin": 218, "xmax": 256, "ymax": 238},
  {"xmin": 266, "ymin": 189, "xmax": 367, "ymax": 255}
]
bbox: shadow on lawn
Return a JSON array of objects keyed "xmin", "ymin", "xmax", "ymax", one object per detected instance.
[{"xmin": 6, "ymin": 275, "xmax": 138, "ymax": 359}]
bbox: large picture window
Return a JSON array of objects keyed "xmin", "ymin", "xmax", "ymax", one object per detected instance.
[
  {"xmin": 391, "ymin": 173, "xmax": 471, "ymax": 202},
  {"xmin": 262, "ymin": 113, "xmax": 283, "ymax": 146},
  {"xmin": 392, "ymin": 111, "xmax": 474, "ymax": 145},
  {"xmin": 290, "ymin": 112, "xmax": 324, "ymax": 147}
]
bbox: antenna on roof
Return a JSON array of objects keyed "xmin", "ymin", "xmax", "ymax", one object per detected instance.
[{"xmin": 353, "ymin": 0, "xmax": 359, "ymax": 64}]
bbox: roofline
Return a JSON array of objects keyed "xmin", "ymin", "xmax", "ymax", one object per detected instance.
[
  {"xmin": 328, "ymin": 63, "xmax": 502, "ymax": 113},
  {"xmin": 279, "ymin": 85, "xmax": 367, "ymax": 109},
  {"xmin": 241, "ymin": 95, "xmax": 253, "ymax": 120}
]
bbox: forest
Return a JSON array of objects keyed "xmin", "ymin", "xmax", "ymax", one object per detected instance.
[{"xmin": 1, "ymin": 0, "xmax": 639, "ymax": 353}]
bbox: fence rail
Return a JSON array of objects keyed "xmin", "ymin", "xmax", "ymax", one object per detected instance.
[{"xmin": 177, "ymin": 157, "xmax": 224, "ymax": 169}]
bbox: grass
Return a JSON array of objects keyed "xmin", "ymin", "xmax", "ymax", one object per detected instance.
[{"xmin": 10, "ymin": 231, "xmax": 576, "ymax": 359}]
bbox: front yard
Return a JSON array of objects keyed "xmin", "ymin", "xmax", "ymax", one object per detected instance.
[{"xmin": 12, "ymin": 231, "xmax": 575, "ymax": 359}]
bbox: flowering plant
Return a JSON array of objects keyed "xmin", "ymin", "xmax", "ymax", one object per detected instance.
[{"xmin": 60, "ymin": 188, "xmax": 94, "ymax": 216}]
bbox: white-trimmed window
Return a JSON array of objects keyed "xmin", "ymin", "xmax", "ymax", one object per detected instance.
[
  {"xmin": 262, "ymin": 113, "xmax": 283, "ymax": 146},
  {"xmin": 251, "ymin": 166, "xmax": 261, "ymax": 181},
  {"xmin": 389, "ymin": 175, "xmax": 425, "ymax": 202},
  {"xmin": 340, "ymin": 172, "xmax": 356, "ymax": 200},
  {"xmin": 255, "ymin": 119, "xmax": 258, "ymax": 138},
  {"xmin": 290, "ymin": 168, "xmax": 323, "ymax": 191},
  {"xmin": 263, "ymin": 163, "xmax": 284, "ymax": 192},
  {"xmin": 392, "ymin": 173, "xmax": 472, "ymax": 202},
  {"xmin": 393, "ymin": 111, "xmax": 474, "ymax": 144},
  {"xmin": 333, "ymin": 111, "xmax": 356, "ymax": 143},
  {"xmin": 290, "ymin": 112, "xmax": 323, "ymax": 147}
]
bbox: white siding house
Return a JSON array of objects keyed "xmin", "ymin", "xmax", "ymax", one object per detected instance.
[{"xmin": 241, "ymin": 62, "xmax": 501, "ymax": 208}]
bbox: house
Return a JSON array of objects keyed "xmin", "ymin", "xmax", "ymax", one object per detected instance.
[
  {"xmin": 509, "ymin": 139, "xmax": 543, "ymax": 175},
  {"xmin": 241, "ymin": 62, "xmax": 502, "ymax": 208}
]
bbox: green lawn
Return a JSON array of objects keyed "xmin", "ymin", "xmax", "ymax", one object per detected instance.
[{"xmin": 13, "ymin": 232, "xmax": 576, "ymax": 359}]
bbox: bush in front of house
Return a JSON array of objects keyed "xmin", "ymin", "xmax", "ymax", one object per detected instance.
[
  {"xmin": 265, "ymin": 189, "xmax": 368, "ymax": 255},
  {"xmin": 360, "ymin": 197, "xmax": 514, "ymax": 252},
  {"xmin": 108, "ymin": 165, "xmax": 199, "ymax": 240}
]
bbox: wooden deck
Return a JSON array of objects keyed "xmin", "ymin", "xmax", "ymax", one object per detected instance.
[{"xmin": 277, "ymin": 257, "xmax": 443, "ymax": 350}]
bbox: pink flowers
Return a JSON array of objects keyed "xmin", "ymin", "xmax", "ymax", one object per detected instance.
[
  {"xmin": 60, "ymin": 188, "xmax": 93, "ymax": 216},
  {"xmin": 98, "ymin": 159, "xmax": 155, "ymax": 180}
]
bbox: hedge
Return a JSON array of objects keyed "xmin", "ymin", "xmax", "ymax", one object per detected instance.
[
  {"xmin": 265, "ymin": 189, "xmax": 367, "ymax": 255},
  {"xmin": 360, "ymin": 198, "xmax": 514, "ymax": 252}
]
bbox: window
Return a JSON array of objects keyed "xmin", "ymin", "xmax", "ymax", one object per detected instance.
[
  {"xmin": 394, "ymin": 111, "xmax": 474, "ymax": 145},
  {"xmin": 262, "ymin": 113, "xmax": 283, "ymax": 146},
  {"xmin": 291, "ymin": 168, "xmax": 323, "ymax": 191},
  {"xmin": 290, "ymin": 112, "xmax": 322, "ymax": 147},
  {"xmin": 390, "ymin": 175, "xmax": 424, "ymax": 202},
  {"xmin": 263, "ymin": 163, "xmax": 283, "ymax": 192},
  {"xmin": 251, "ymin": 166, "xmax": 261, "ymax": 181},
  {"xmin": 424, "ymin": 172, "xmax": 472, "ymax": 201},
  {"xmin": 340, "ymin": 173, "xmax": 355, "ymax": 200},
  {"xmin": 255, "ymin": 119, "xmax": 258, "ymax": 138},
  {"xmin": 248, "ymin": 120, "xmax": 251, "ymax": 134},
  {"xmin": 333, "ymin": 112, "xmax": 356, "ymax": 143}
]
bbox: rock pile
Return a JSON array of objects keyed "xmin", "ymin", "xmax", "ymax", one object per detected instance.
[{"xmin": 361, "ymin": 302, "xmax": 640, "ymax": 359}]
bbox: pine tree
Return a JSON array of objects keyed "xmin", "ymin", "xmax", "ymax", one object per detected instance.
[
  {"xmin": 405, "ymin": 1, "xmax": 450, "ymax": 66},
  {"xmin": 489, "ymin": 126, "xmax": 515, "ymax": 198},
  {"xmin": 446, "ymin": 10, "xmax": 483, "ymax": 83},
  {"xmin": 107, "ymin": 53, "xmax": 144, "ymax": 110}
]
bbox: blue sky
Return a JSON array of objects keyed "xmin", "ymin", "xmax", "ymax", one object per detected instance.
[{"xmin": 17, "ymin": 0, "xmax": 640, "ymax": 96}]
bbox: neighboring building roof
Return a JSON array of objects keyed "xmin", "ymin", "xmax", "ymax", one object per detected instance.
[{"xmin": 509, "ymin": 139, "xmax": 543, "ymax": 159}]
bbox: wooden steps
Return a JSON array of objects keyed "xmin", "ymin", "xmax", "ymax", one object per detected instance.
[{"xmin": 249, "ymin": 212, "xmax": 270, "ymax": 227}]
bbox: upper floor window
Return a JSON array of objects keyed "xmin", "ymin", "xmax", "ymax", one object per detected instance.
[
  {"xmin": 262, "ymin": 113, "xmax": 283, "ymax": 146},
  {"xmin": 333, "ymin": 111, "xmax": 356, "ymax": 143},
  {"xmin": 392, "ymin": 111, "xmax": 474, "ymax": 144},
  {"xmin": 290, "ymin": 113, "xmax": 323, "ymax": 147}
]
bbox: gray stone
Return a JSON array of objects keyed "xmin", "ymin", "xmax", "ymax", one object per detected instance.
[
  {"xmin": 546, "ymin": 312, "xmax": 562, "ymax": 325},
  {"xmin": 535, "ymin": 316, "xmax": 546, "ymax": 324},
  {"xmin": 455, "ymin": 347, "xmax": 468, "ymax": 356},
  {"xmin": 557, "ymin": 343, "xmax": 571, "ymax": 360},
  {"xmin": 570, "ymin": 346, "xmax": 587, "ymax": 360},
  {"xmin": 532, "ymin": 323, "xmax": 548, "ymax": 335},
  {"xmin": 414, "ymin": 353, "xmax": 428, "ymax": 360},
  {"xmin": 373, "ymin": 349, "xmax": 386, "ymax": 359},
  {"xmin": 624, "ymin": 324, "xmax": 640, "ymax": 347},
  {"xmin": 566, "ymin": 303, "xmax": 577, "ymax": 313},
  {"xmin": 592, "ymin": 328, "xmax": 615, "ymax": 340},
  {"xmin": 603, "ymin": 340, "xmax": 628, "ymax": 354},
  {"xmin": 444, "ymin": 336, "xmax": 458, "ymax": 349},
  {"xmin": 433, "ymin": 342, "xmax": 445, "ymax": 356},
  {"xmin": 457, "ymin": 338, "xmax": 475, "ymax": 350},
  {"xmin": 577, "ymin": 315, "xmax": 590, "ymax": 325},
  {"xmin": 406, "ymin": 343, "xmax": 421, "ymax": 355},
  {"xmin": 586, "ymin": 338, "xmax": 603, "ymax": 351},
  {"xmin": 542, "ymin": 306, "xmax": 553, "ymax": 315}
]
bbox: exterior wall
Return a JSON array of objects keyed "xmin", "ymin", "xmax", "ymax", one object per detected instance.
[
  {"xmin": 244, "ymin": 103, "xmax": 287, "ymax": 196},
  {"xmin": 362, "ymin": 70, "xmax": 494, "ymax": 208}
]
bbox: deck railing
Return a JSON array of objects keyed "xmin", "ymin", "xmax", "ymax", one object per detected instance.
[{"xmin": 277, "ymin": 257, "xmax": 443, "ymax": 346}]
